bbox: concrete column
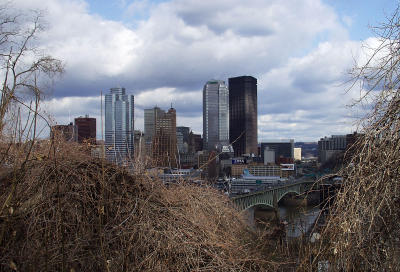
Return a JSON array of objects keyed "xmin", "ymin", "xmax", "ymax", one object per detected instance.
[
  {"xmin": 273, "ymin": 192, "xmax": 280, "ymax": 225},
  {"xmin": 273, "ymin": 191, "xmax": 278, "ymax": 208},
  {"xmin": 244, "ymin": 206, "xmax": 255, "ymax": 227}
]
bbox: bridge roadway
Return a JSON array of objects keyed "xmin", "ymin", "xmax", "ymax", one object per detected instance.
[{"xmin": 231, "ymin": 180, "xmax": 315, "ymax": 211}]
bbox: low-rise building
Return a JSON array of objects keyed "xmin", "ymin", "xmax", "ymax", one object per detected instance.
[
  {"xmin": 197, "ymin": 150, "xmax": 217, "ymax": 181},
  {"xmin": 91, "ymin": 144, "xmax": 105, "ymax": 159},
  {"xmin": 261, "ymin": 139, "xmax": 294, "ymax": 164},
  {"xmin": 294, "ymin": 147, "xmax": 302, "ymax": 161},
  {"xmin": 318, "ymin": 135, "xmax": 347, "ymax": 163},
  {"xmin": 248, "ymin": 164, "xmax": 281, "ymax": 177},
  {"xmin": 50, "ymin": 123, "xmax": 78, "ymax": 142}
]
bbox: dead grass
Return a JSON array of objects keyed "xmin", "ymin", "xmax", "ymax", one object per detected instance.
[
  {"xmin": 299, "ymin": 6, "xmax": 400, "ymax": 269},
  {"xmin": 308, "ymin": 106, "xmax": 400, "ymax": 271},
  {"xmin": 0, "ymin": 140, "xmax": 282, "ymax": 271}
]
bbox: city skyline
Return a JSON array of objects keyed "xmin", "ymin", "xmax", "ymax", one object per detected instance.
[{"xmin": 16, "ymin": 0, "xmax": 397, "ymax": 141}]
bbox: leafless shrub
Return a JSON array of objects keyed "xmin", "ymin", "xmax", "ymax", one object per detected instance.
[
  {"xmin": 300, "ymin": 4, "xmax": 400, "ymax": 271},
  {"xmin": 0, "ymin": 140, "xmax": 283, "ymax": 271}
]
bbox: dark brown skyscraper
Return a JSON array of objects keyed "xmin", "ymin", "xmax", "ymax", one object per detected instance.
[
  {"xmin": 152, "ymin": 107, "xmax": 177, "ymax": 167},
  {"xmin": 74, "ymin": 115, "xmax": 96, "ymax": 144},
  {"xmin": 229, "ymin": 76, "xmax": 257, "ymax": 156}
]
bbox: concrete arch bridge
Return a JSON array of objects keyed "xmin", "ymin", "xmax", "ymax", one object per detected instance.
[{"xmin": 231, "ymin": 181, "xmax": 314, "ymax": 223}]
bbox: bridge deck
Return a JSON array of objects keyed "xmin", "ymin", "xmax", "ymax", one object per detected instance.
[{"xmin": 231, "ymin": 181, "xmax": 314, "ymax": 211}]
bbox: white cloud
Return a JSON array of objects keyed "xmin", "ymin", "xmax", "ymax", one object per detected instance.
[
  {"xmin": 13, "ymin": 0, "xmax": 141, "ymax": 81},
  {"xmin": 256, "ymin": 39, "xmax": 370, "ymax": 141},
  {"xmin": 342, "ymin": 15, "xmax": 353, "ymax": 27},
  {"xmin": 41, "ymin": 95, "xmax": 102, "ymax": 136},
  {"xmin": 8, "ymin": 0, "xmax": 379, "ymax": 141},
  {"xmin": 135, "ymin": 88, "xmax": 201, "ymax": 108}
]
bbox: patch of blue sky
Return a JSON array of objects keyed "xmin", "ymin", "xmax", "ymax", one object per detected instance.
[
  {"xmin": 326, "ymin": 0, "xmax": 398, "ymax": 40},
  {"xmin": 294, "ymin": 0, "xmax": 397, "ymax": 59},
  {"xmin": 86, "ymin": 0, "xmax": 169, "ymax": 24},
  {"xmin": 85, "ymin": 0, "xmax": 125, "ymax": 21}
]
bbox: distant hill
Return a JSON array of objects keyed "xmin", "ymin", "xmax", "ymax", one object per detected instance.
[{"xmin": 295, "ymin": 142, "xmax": 318, "ymax": 158}]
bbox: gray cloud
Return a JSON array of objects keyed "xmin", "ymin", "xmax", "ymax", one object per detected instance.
[{"xmin": 10, "ymin": 0, "xmax": 374, "ymax": 141}]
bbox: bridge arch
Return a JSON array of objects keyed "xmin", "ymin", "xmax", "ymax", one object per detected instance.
[
  {"xmin": 232, "ymin": 182, "xmax": 309, "ymax": 211},
  {"xmin": 244, "ymin": 203, "xmax": 274, "ymax": 211},
  {"xmin": 276, "ymin": 190, "xmax": 301, "ymax": 203}
]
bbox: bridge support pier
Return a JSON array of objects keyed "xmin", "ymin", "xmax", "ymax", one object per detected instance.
[
  {"xmin": 273, "ymin": 192, "xmax": 280, "ymax": 225},
  {"xmin": 244, "ymin": 206, "xmax": 255, "ymax": 227}
]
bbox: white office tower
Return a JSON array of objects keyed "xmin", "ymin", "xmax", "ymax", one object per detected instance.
[
  {"xmin": 203, "ymin": 80, "xmax": 229, "ymax": 151},
  {"xmin": 105, "ymin": 87, "xmax": 134, "ymax": 164}
]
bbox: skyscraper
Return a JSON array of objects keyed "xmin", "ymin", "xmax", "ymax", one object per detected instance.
[
  {"xmin": 144, "ymin": 106, "xmax": 165, "ymax": 155},
  {"xmin": 134, "ymin": 130, "xmax": 145, "ymax": 160},
  {"xmin": 144, "ymin": 106, "xmax": 177, "ymax": 167},
  {"xmin": 176, "ymin": 126, "xmax": 190, "ymax": 145},
  {"xmin": 177, "ymin": 126, "xmax": 190, "ymax": 154},
  {"xmin": 104, "ymin": 87, "xmax": 134, "ymax": 164},
  {"xmin": 203, "ymin": 80, "xmax": 229, "ymax": 151},
  {"xmin": 153, "ymin": 107, "xmax": 177, "ymax": 167},
  {"xmin": 229, "ymin": 76, "xmax": 257, "ymax": 156}
]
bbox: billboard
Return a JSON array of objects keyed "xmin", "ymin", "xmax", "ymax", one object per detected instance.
[
  {"xmin": 232, "ymin": 158, "xmax": 247, "ymax": 164},
  {"xmin": 281, "ymin": 164, "xmax": 295, "ymax": 171}
]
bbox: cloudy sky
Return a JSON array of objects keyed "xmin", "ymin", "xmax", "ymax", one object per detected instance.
[{"xmin": 11, "ymin": 0, "xmax": 397, "ymax": 141}]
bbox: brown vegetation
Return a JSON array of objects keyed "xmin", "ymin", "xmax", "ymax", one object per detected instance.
[
  {"xmin": 300, "ymin": 5, "xmax": 400, "ymax": 271},
  {"xmin": 2, "ymin": 2, "xmax": 400, "ymax": 272},
  {"xmin": 0, "ymin": 139, "xmax": 284, "ymax": 271},
  {"xmin": 0, "ymin": 6, "xmax": 285, "ymax": 271}
]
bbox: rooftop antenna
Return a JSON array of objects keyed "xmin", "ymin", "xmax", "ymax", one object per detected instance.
[{"xmin": 68, "ymin": 110, "xmax": 71, "ymax": 123}]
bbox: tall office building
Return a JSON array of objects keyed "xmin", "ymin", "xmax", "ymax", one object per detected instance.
[
  {"xmin": 203, "ymin": 80, "xmax": 229, "ymax": 151},
  {"xmin": 144, "ymin": 107, "xmax": 165, "ymax": 155},
  {"xmin": 229, "ymin": 76, "xmax": 257, "ymax": 156},
  {"xmin": 144, "ymin": 106, "xmax": 177, "ymax": 167},
  {"xmin": 177, "ymin": 126, "xmax": 190, "ymax": 154},
  {"xmin": 176, "ymin": 126, "xmax": 190, "ymax": 145},
  {"xmin": 134, "ymin": 130, "xmax": 145, "ymax": 160},
  {"xmin": 188, "ymin": 132, "xmax": 203, "ymax": 153},
  {"xmin": 75, "ymin": 115, "xmax": 96, "ymax": 144},
  {"xmin": 104, "ymin": 87, "xmax": 134, "ymax": 164}
]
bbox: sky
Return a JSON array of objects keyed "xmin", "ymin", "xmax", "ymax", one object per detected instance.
[{"xmin": 10, "ymin": 0, "xmax": 398, "ymax": 142}]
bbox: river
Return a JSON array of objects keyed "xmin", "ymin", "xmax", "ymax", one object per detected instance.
[{"xmin": 254, "ymin": 204, "xmax": 320, "ymax": 238}]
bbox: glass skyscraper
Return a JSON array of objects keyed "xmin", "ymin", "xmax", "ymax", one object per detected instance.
[
  {"xmin": 203, "ymin": 80, "xmax": 229, "ymax": 151},
  {"xmin": 105, "ymin": 87, "xmax": 134, "ymax": 164},
  {"xmin": 229, "ymin": 76, "xmax": 258, "ymax": 156}
]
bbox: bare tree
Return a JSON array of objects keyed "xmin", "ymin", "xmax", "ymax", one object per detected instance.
[
  {"xmin": 0, "ymin": 3, "xmax": 64, "ymax": 249},
  {"xmin": 0, "ymin": 4, "xmax": 63, "ymax": 164},
  {"xmin": 0, "ymin": 4, "xmax": 63, "ymax": 134},
  {"xmin": 303, "ymin": 4, "xmax": 400, "ymax": 271}
]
